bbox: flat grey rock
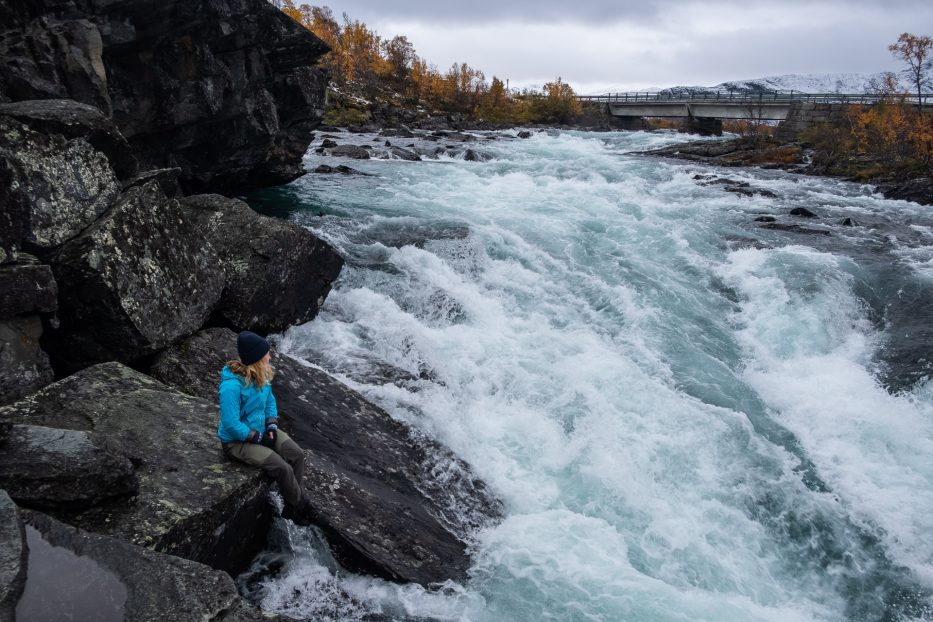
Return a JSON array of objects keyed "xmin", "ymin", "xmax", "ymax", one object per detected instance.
[
  {"xmin": 19, "ymin": 509, "xmax": 297, "ymax": 622},
  {"xmin": 0, "ymin": 363, "xmax": 273, "ymax": 576},
  {"xmin": 0, "ymin": 424, "xmax": 138, "ymax": 510}
]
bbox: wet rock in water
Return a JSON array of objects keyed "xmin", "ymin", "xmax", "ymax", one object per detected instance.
[
  {"xmin": 0, "ymin": 363, "xmax": 273, "ymax": 576},
  {"xmin": 0, "ymin": 317, "xmax": 54, "ymax": 406},
  {"xmin": 18, "ymin": 510, "xmax": 295, "ymax": 622},
  {"xmin": 181, "ymin": 194, "xmax": 343, "ymax": 334},
  {"xmin": 45, "ymin": 181, "xmax": 225, "ymax": 372},
  {"xmin": 517, "ymin": 130, "xmax": 532, "ymax": 138},
  {"xmin": 464, "ymin": 149, "xmax": 491, "ymax": 162},
  {"xmin": 0, "ymin": 490, "xmax": 27, "ymax": 621},
  {"xmin": 874, "ymin": 176, "xmax": 933, "ymax": 206},
  {"xmin": 380, "ymin": 128, "xmax": 416, "ymax": 138},
  {"xmin": 0, "ymin": 424, "xmax": 138, "ymax": 510},
  {"xmin": 152, "ymin": 328, "xmax": 505, "ymax": 586},
  {"xmin": 790, "ymin": 207, "xmax": 819, "ymax": 218},
  {"xmin": 320, "ymin": 138, "xmax": 338, "ymax": 149},
  {"xmin": 841, "ymin": 217, "xmax": 858, "ymax": 226},
  {"xmin": 754, "ymin": 215, "xmax": 777, "ymax": 223},
  {"xmin": 724, "ymin": 185, "xmax": 777, "ymax": 198},
  {"xmin": 313, "ymin": 164, "xmax": 370, "ymax": 176},
  {"xmin": 389, "ymin": 145, "xmax": 421, "ymax": 161},
  {"xmin": 760, "ymin": 222, "xmax": 830, "ymax": 236},
  {"xmin": 0, "ymin": 114, "xmax": 121, "ymax": 249},
  {"xmin": 314, "ymin": 164, "xmax": 366, "ymax": 175},
  {"xmin": 330, "ymin": 144, "xmax": 371, "ymax": 159}
]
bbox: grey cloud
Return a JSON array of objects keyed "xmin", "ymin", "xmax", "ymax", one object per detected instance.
[{"xmin": 317, "ymin": 0, "xmax": 928, "ymax": 26}]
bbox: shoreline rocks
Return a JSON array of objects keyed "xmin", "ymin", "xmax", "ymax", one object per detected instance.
[
  {"xmin": 45, "ymin": 181, "xmax": 226, "ymax": 372},
  {"xmin": 19, "ymin": 509, "xmax": 296, "ymax": 621},
  {"xmin": 640, "ymin": 137, "xmax": 932, "ymax": 206},
  {"xmin": 151, "ymin": 328, "xmax": 504, "ymax": 585},
  {"xmin": 0, "ymin": 491, "xmax": 26, "ymax": 621},
  {"xmin": 0, "ymin": 0, "xmax": 330, "ymax": 193},
  {"xmin": 0, "ymin": 363, "xmax": 274, "ymax": 577},
  {"xmin": 180, "ymin": 194, "xmax": 344, "ymax": 335}
]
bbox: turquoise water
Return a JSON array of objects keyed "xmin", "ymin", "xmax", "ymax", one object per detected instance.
[{"xmin": 244, "ymin": 130, "xmax": 933, "ymax": 622}]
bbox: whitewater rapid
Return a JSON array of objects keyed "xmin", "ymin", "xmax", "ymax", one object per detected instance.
[{"xmin": 241, "ymin": 129, "xmax": 933, "ymax": 622}]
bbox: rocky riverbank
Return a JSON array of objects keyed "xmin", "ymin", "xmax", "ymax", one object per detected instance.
[
  {"xmin": 638, "ymin": 136, "xmax": 933, "ymax": 206},
  {"xmin": 0, "ymin": 0, "xmax": 503, "ymax": 618}
]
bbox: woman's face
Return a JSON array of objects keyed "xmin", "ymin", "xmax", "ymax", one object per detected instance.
[{"xmin": 262, "ymin": 352, "xmax": 272, "ymax": 364}]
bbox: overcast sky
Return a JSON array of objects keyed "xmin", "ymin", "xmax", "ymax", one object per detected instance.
[{"xmin": 316, "ymin": 0, "xmax": 933, "ymax": 93}]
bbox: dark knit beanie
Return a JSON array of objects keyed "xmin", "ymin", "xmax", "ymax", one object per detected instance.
[{"xmin": 237, "ymin": 331, "xmax": 270, "ymax": 366}]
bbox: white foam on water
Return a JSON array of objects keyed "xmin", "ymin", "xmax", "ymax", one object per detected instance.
[
  {"xmin": 717, "ymin": 245, "xmax": 933, "ymax": 585},
  {"xmin": 261, "ymin": 129, "xmax": 933, "ymax": 621}
]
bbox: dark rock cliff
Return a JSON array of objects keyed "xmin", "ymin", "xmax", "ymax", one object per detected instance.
[{"xmin": 0, "ymin": 0, "xmax": 329, "ymax": 192}]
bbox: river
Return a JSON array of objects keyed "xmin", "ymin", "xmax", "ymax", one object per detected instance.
[{"xmin": 240, "ymin": 129, "xmax": 933, "ymax": 622}]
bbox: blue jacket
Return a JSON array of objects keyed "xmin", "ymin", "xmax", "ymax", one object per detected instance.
[{"xmin": 217, "ymin": 366, "xmax": 278, "ymax": 443}]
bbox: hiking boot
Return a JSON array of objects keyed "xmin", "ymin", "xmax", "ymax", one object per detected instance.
[{"xmin": 290, "ymin": 497, "xmax": 315, "ymax": 527}]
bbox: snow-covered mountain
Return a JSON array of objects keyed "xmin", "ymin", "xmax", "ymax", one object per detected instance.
[
  {"xmin": 712, "ymin": 72, "xmax": 903, "ymax": 94},
  {"xmin": 581, "ymin": 72, "xmax": 907, "ymax": 96}
]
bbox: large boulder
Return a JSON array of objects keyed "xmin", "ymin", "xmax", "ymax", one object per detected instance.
[
  {"xmin": 0, "ymin": 0, "xmax": 329, "ymax": 192},
  {"xmin": 18, "ymin": 509, "xmax": 296, "ymax": 622},
  {"xmin": 0, "ymin": 424, "xmax": 138, "ymax": 510},
  {"xmin": 0, "ymin": 362, "xmax": 274, "ymax": 576},
  {"xmin": 0, "ymin": 99, "xmax": 138, "ymax": 178},
  {"xmin": 151, "ymin": 328, "xmax": 504, "ymax": 585},
  {"xmin": 0, "ymin": 8, "xmax": 112, "ymax": 114},
  {"xmin": 45, "ymin": 181, "xmax": 225, "ymax": 372},
  {"xmin": 0, "ymin": 490, "xmax": 27, "ymax": 621},
  {"xmin": 180, "ymin": 194, "xmax": 343, "ymax": 334},
  {"xmin": 0, "ymin": 113, "xmax": 120, "ymax": 249}
]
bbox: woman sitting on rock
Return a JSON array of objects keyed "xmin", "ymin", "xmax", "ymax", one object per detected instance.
[{"xmin": 218, "ymin": 331, "xmax": 313, "ymax": 526}]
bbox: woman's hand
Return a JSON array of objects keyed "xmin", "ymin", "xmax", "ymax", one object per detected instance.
[{"xmin": 261, "ymin": 423, "xmax": 278, "ymax": 449}]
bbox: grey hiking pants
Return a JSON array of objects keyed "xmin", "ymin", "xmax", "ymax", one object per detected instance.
[{"xmin": 223, "ymin": 430, "xmax": 305, "ymax": 506}]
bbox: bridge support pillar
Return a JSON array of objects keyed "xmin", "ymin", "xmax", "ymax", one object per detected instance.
[
  {"xmin": 683, "ymin": 116, "xmax": 722, "ymax": 136},
  {"xmin": 612, "ymin": 115, "xmax": 648, "ymax": 131}
]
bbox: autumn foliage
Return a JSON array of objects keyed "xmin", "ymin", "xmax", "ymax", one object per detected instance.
[
  {"xmin": 803, "ymin": 33, "xmax": 932, "ymax": 176},
  {"xmin": 274, "ymin": 1, "xmax": 581, "ymax": 125}
]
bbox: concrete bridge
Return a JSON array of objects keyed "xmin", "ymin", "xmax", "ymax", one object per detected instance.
[{"xmin": 577, "ymin": 91, "xmax": 930, "ymax": 134}]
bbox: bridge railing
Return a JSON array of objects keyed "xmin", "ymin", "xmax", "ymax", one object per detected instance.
[{"xmin": 577, "ymin": 91, "xmax": 933, "ymax": 105}]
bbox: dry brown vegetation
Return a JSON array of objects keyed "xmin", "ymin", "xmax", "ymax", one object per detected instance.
[{"xmin": 275, "ymin": 1, "xmax": 581, "ymax": 125}]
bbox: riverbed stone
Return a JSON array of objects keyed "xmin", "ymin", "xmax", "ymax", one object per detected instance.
[
  {"xmin": 18, "ymin": 510, "xmax": 295, "ymax": 622},
  {"xmin": 0, "ymin": 424, "xmax": 138, "ymax": 511},
  {"xmin": 330, "ymin": 144, "xmax": 371, "ymax": 159},
  {"xmin": 0, "ymin": 363, "xmax": 273, "ymax": 576},
  {"xmin": 0, "ymin": 490, "xmax": 27, "ymax": 621},
  {"xmin": 45, "ymin": 181, "xmax": 224, "ymax": 372},
  {"xmin": 151, "ymin": 327, "xmax": 504, "ymax": 585},
  {"xmin": 0, "ymin": 114, "xmax": 121, "ymax": 249},
  {"xmin": 180, "ymin": 194, "xmax": 343, "ymax": 334}
]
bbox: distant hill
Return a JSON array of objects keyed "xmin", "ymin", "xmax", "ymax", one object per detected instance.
[{"xmin": 582, "ymin": 72, "xmax": 909, "ymax": 96}]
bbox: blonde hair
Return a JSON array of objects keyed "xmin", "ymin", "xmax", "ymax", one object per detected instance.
[{"xmin": 226, "ymin": 357, "xmax": 275, "ymax": 388}]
